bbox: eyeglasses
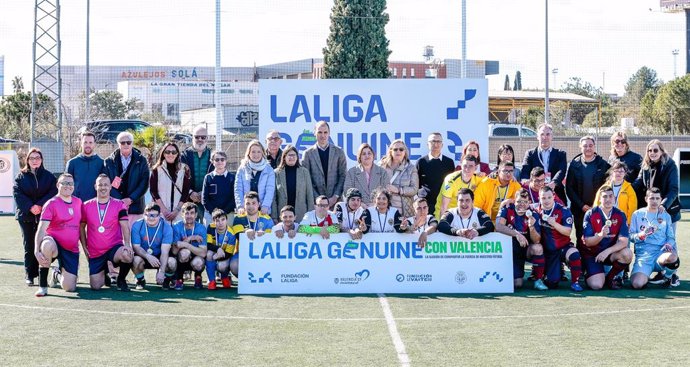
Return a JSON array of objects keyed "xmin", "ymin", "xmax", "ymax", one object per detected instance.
[
  {"xmin": 28, "ymin": 156, "xmax": 42, "ymax": 161},
  {"xmin": 59, "ymin": 181, "xmax": 74, "ymax": 186},
  {"xmin": 194, "ymin": 136, "xmax": 207, "ymax": 140},
  {"xmin": 516, "ymin": 200, "xmax": 530, "ymax": 205},
  {"xmin": 648, "ymin": 148, "xmax": 660, "ymax": 153},
  {"xmin": 145, "ymin": 213, "xmax": 160, "ymax": 218},
  {"xmin": 267, "ymin": 136, "xmax": 281, "ymax": 141},
  {"xmin": 614, "ymin": 139, "xmax": 627, "ymax": 144},
  {"xmin": 214, "ymin": 157, "xmax": 226, "ymax": 162},
  {"xmin": 316, "ymin": 203, "xmax": 329, "ymax": 208},
  {"xmin": 500, "ymin": 169, "xmax": 514, "ymax": 174},
  {"xmin": 163, "ymin": 150, "xmax": 178, "ymax": 155},
  {"xmin": 119, "ymin": 141, "xmax": 132, "ymax": 145},
  {"xmin": 392, "ymin": 148, "xmax": 405, "ymax": 152}
]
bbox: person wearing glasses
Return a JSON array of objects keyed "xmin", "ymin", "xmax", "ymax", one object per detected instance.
[
  {"xmin": 66, "ymin": 131, "xmax": 104, "ymax": 202},
  {"xmin": 566, "ymin": 136, "xmax": 611, "ymax": 253},
  {"xmin": 103, "ymin": 132, "xmax": 150, "ymax": 224},
  {"xmin": 272, "ymin": 144, "xmax": 313, "ymax": 222},
  {"xmin": 181, "ymin": 125, "xmax": 213, "ymax": 223},
  {"xmin": 379, "ymin": 139, "xmax": 419, "ymax": 218},
  {"xmin": 299, "ymin": 195, "xmax": 340, "ymax": 239},
  {"xmin": 489, "ymin": 144, "xmax": 521, "ymax": 181},
  {"xmin": 415, "ymin": 132, "xmax": 455, "ymax": 216},
  {"xmin": 608, "ymin": 131, "xmax": 642, "ymax": 183},
  {"xmin": 633, "ymin": 140, "xmax": 680, "ymax": 230},
  {"xmin": 265, "ymin": 129, "xmax": 284, "ymax": 169},
  {"xmin": 33, "ymin": 173, "xmax": 81, "ymax": 297},
  {"xmin": 13, "ymin": 148, "xmax": 57, "ymax": 286},
  {"xmin": 130, "ymin": 203, "xmax": 175, "ymax": 290},
  {"xmin": 202, "ymin": 150, "xmax": 236, "ymax": 225},
  {"xmin": 474, "ymin": 161, "xmax": 522, "ymax": 222},
  {"xmin": 149, "ymin": 142, "xmax": 191, "ymax": 223}
]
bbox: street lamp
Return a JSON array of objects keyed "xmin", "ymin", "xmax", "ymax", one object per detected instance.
[
  {"xmin": 552, "ymin": 68, "xmax": 559, "ymax": 90},
  {"xmin": 672, "ymin": 49, "xmax": 680, "ymax": 79}
]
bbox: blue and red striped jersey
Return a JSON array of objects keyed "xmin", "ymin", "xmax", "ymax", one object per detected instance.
[
  {"xmin": 535, "ymin": 202, "xmax": 573, "ymax": 251},
  {"xmin": 582, "ymin": 206, "xmax": 629, "ymax": 257}
]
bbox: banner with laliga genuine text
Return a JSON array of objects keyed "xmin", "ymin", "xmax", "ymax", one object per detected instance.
[
  {"xmin": 239, "ymin": 232, "xmax": 513, "ymax": 294},
  {"xmin": 259, "ymin": 79, "xmax": 489, "ymax": 165}
]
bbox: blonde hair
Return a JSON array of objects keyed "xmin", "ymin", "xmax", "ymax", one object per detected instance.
[
  {"xmin": 380, "ymin": 139, "xmax": 409, "ymax": 167},
  {"xmin": 641, "ymin": 139, "xmax": 669, "ymax": 170}
]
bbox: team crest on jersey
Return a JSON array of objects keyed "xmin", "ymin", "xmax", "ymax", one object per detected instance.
[
  {"xmin": 596, "ymin": 219, "xmax": 600, "ymax": 224},
  {"xmin": 472, "ymin": 222, "xmax": 478, "ymax": 229},
  {"xmin": 612, "ymin": 219, "xmax": 618, "ymax": 225},
  {"xmin": 388, "ymin": 218, "xmax": 394, "ymax": 225},
  {"xmin": 658, "ymin": 218, "xmax": 664, "ymax": 224},
  {"xmin": 566, "ymin": 217, "xmax": 573, "ymax": 225},
  {"xmin": 68, "ymin": 207, "xmax": 74, "ymax": 215}
]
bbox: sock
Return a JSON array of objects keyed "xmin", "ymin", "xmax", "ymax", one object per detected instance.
[
  {"xmin": 531, "ymin": 254, "xmax": 545, "ymax": 279},
  {"xmin": 164, "ymin": 272, "xmax": 174, "ymax": 280},
  {"xmin": 206, "ymin": 260, "xmax": 217, "ymax": 282},
  {"xmin": 194, "ymin": 271, "xmax": 202, "ymax": 278},
  {"xmin": 175, "ymin": 266, "xmax": 185, "ymax": 281},
  {"xmin": 220, "ymin": 271, "xmax": 229, "ymax": 280},
  {"xmin": 135, "ymin": 272, "xmax": 145, "ymax": 280},
  {"xmin": 567, "ymin": 252, "xmax": 582, "ymax": 283},
  {"xmin": 117, "ymin": 263, "xmax": 131, "ymax": 282},
  {"xmin": 662, "ymin": 266, "xmax": 677, "ymax": 278},
  {"xmin": 660, "ymin": 258, "xmax": 679, "ymax": 278},
  {"xmin": 39, "ymin": 267, "xmax": 49, "ymax": 288},
  {"xmin": 606, "ymin": 261, "xmax": 627, "ymax": 284}
]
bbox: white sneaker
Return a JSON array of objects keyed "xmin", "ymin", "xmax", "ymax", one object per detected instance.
[
  {"xmin": 35, "ymin": 287, "xmax": 48, "ymax": 297},
  {"xmin": 49, "ymin": 266, "xmax": 61, "ymax": 288}
]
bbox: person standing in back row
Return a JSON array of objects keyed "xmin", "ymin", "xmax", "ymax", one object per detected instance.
[
  {"xmin": 66, "ymin": 131, "xmax": 104, "ymax": 201},
  {"xmin": 181, "ymin": 125, "xmax": 213, "ymax": 223},
  {"xmin": 416, "ymin": 132, "xmax": 455, "ymax": 216},
  {"xmin": 520, "ymin": 123, "xmax": 568, "ymax": 202},
  {"xmin": 301, "ymin": 121, "xmax": 347, "ymax": 208}
]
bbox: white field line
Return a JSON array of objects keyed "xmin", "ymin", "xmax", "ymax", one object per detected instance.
[{"xmin": 378, "ymin": 293, "xmax": 411, "ymax": 367}]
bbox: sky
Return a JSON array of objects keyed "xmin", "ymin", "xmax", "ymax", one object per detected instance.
[{"xmin": 0, "ymin": 0, "xmax": 686, "ymax": 96}]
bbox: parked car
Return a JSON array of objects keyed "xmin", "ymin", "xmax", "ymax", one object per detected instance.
[
  {"xmin": 488, "ymin": 123, "xmax": 537, "ymax": 137},
  {"xmin": 79, "ymin": 119, "xmax": 151, "ymax": 143}
]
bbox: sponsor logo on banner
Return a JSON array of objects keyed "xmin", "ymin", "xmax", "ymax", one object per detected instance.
[
  {"xmin": 455, "ymin": 271, "xmax": 468, "ymax": 285},
  {"xmin": 0, "ymin": 157, "xmax": 10, "ymax": 173},
  {"xmin": 248, "ymin": 272, "xmax": 272, "ymax": 284},
  {"xmin": 395, "ymin": 273, "xmax": 433, "ymax": 282},
  {"xmin": 280, "ymin": 273, "xmax": 309, "ymax": 283},
  {"xmin": 423, "ymin": 240, "xmax": 504, "ymax": 259},
  {"xmin": 334, "ymin": 269, "xmax": 370, "ymax": 285},
  {"xmin": 479, "ymin": 271, "xmax": 504, "ymax": 283}
]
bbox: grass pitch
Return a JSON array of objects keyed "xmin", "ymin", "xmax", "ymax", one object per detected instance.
[{"xmin": 1, "ymin": 215, "xmax": 689, "ymax": 366}]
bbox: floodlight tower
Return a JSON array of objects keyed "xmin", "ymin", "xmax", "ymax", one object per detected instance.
[{"xmin": 660, "ymin": 0, "xmax": 690, "ymax": 75}]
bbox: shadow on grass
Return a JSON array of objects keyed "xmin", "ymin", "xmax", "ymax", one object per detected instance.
[
  {"xmin": 0, "ymin": 258, "xmax": 23, "ymax": 266},
  {"xmin": 43, "ymin": 283, "xmax": 244, "ymax": 303}
]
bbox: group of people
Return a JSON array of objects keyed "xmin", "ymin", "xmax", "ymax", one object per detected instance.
[{"xmin": 13, "ymin": 121, "xmax": 681, "ymax": 296}]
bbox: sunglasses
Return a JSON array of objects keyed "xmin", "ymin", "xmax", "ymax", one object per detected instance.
[
  {"xmin": 648, "ymin": 148, "xmax": 660, "ymax": 153},
  {"xmin": 194, "ymin": 136, "xmax": 207, "ymax": 140},
  {"xmin": 267, "ymin": 136, "xmax": 281, "ymax": 141},
  {"xmin": 614, "ymin": 139, "xmax": 627, "ymax": 144},
  {"xmin": 392, "ymin": 148, "xmax": 405, "ymax": 152},
  {"xmin": 214, "ymin": 157, "xmax": 226, "ymax": 162},
  {"xmin": 164, "ymin": 150, "xmax": 178, "ymax": 155},
  {"xmin": 119, "ymin": 141, "xmax": 133, "ymax": 145},
  {"xmin": 145, "ymin": 213, "xmax": 160, "ymax": 218},
  {"xmin": 58, "ymin": 181, "xmax": 74, "ymax": 186}
]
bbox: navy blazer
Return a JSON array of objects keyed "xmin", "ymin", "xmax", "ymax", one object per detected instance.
[{"xmin": 520, "ymin": 146, "xmax": 568, "ymax": 200}]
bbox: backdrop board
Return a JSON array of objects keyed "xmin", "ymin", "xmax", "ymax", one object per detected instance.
[
  {"xmin": 259, "ymin": 79, "xmax": 489, "ymax": 165},
  {"xmin": 674, "ymin": 148, "xmax": 690, "ymax": 210},
  {"xmin": 0, "ymin": 150, "xmax": 19, "ymax": 215},
  {"xmin": 238, "ymin": 232, "xmax": 513, "ymax": 294}
]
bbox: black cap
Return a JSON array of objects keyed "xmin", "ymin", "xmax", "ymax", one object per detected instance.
[{"xmin": 345, "ymin": 188, "xmax": 362, "ymax": 199}]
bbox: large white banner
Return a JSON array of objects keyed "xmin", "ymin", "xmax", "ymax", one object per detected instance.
[
  {"xmin": 238, "ymin": 232, "xmax": 513, "ymax": 294},
  {"xmin": 259, "ymin": 79, "xmax": 489, "ymax": 165}
]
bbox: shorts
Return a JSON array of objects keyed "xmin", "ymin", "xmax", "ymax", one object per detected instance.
[
  {"xmin": 88, "ymin": 244, "xmax": 124, "ymax": 275},
  {"xmin": 631, "ymin": 251, "xmax": 665, "ymax": 278},
  {"xmin": 583, "ymin": 255, "xmax": 614, "ymax": 278},
  {"xmin": 544, "ymin": 244, "xmax": 575, "ymax": 283},
  {"xmin": 53, "ymin": 242, "xmax": 79, "ymax": 276}
]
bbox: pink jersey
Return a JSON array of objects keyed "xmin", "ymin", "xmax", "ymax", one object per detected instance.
[
  {"xmin": 41, "ymin": 196, "xmax": 83, "ymax": 253},
  {"xmin": 81, "ymin": 198, "xmax": 128, "ymax": 258}
]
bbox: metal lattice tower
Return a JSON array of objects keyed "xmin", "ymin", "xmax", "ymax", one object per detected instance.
[
  {"xmin": 31, "ymin": 0, "xmax": 64, "ymax": 172},
  {"xmin": 31, "ymin": 0, "xmax": 62, "ymax": 142}
]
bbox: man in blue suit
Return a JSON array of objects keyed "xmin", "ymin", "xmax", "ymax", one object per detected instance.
[{"xmin": 520, "ymin": 123, "xmax": 567, "ymax": 201}]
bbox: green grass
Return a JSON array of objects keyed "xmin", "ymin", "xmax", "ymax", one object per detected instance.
[{"xmin": 1, "ymin": 215, "xmax": 689, "ymax": 366}]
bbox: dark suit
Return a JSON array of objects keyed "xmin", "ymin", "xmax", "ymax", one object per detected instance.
[
  {"xmin": 301, "ymin": 144, "xmax": 347, "ymax": 201},
  {"xmin": 520, "ymin": 146, "xmax": 568, "ymax": 200}
]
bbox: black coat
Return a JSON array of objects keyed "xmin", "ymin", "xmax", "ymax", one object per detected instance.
[
  {"xmin": 103, "ymin": 148, "xmax": 150, "ymax": 215},
  {"xmin": 13, "ymin": 167, "xmax": 58, "ymax": 222},
  {"xmin": 609, "ymin": 150, "xmax": 643, "ymax": 183},
  {"xmin": 633, "ymin": 157, "xmax": 681, "ymax": 222},
  {"xmin": 520, "ymin": 146, "xmax": 568, "ymax": 200},
  {"xmin": 565, "ymin": 154, "xmax": 611, "ymax": 215}
]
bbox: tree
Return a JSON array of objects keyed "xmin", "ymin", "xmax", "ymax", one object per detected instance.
[
  {"xmin": 322, "ymin": 0, "xmax": 391, "ymax": 78},
  {"xmin": 622, "ymin": 66, "xmax": 661, "ymax": 105},
  {"xmin": 513, "ymin": 71, "xmax": 522, "ymax": 91},
  {"xmin": 639, "ymin": 74, "xmax": 690, "ymax": 134},
  {"xmin": 85, "ymin": 90, "xmax": 139, "ymax": 120},
  {"xmin": 559, "ymin": 77, "xmax": 606, "ymax": 125},
  {"xmin": 504, "ymin": 75, "xmax": 510, "ymax": 90},
  {"xmin": 132, "ymin": 126, "xmax": 168, "ymax": 163},
  {"xmin": 0, "ymin": 77, "xmax": 55, "ymax": 141}
]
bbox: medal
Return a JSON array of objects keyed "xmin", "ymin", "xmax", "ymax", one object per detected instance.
[
  {"xmin": 98, "ymin": 226, "xmax": 105, "ymax": 233},
  {"xmin": 147, "ymin": 248, "xmax": 153, "ymax": 255},
  {"xmin": 97, "ymin": 200, "xmax": 110, "ymax": 234},
  {"xmin": 542, "ymin": 214, "xmax": 550, "ymax": 222},
  {"xmin": 605, "ymin": 220, "xmax": 612, "ymax": 227},
  {"xmin": 525, "ymin": 210, "xmax": 533, "ymax": 218},
  {"xmin": 145, "ymin": 222, "xmax": 162, "ymax": 255}
]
